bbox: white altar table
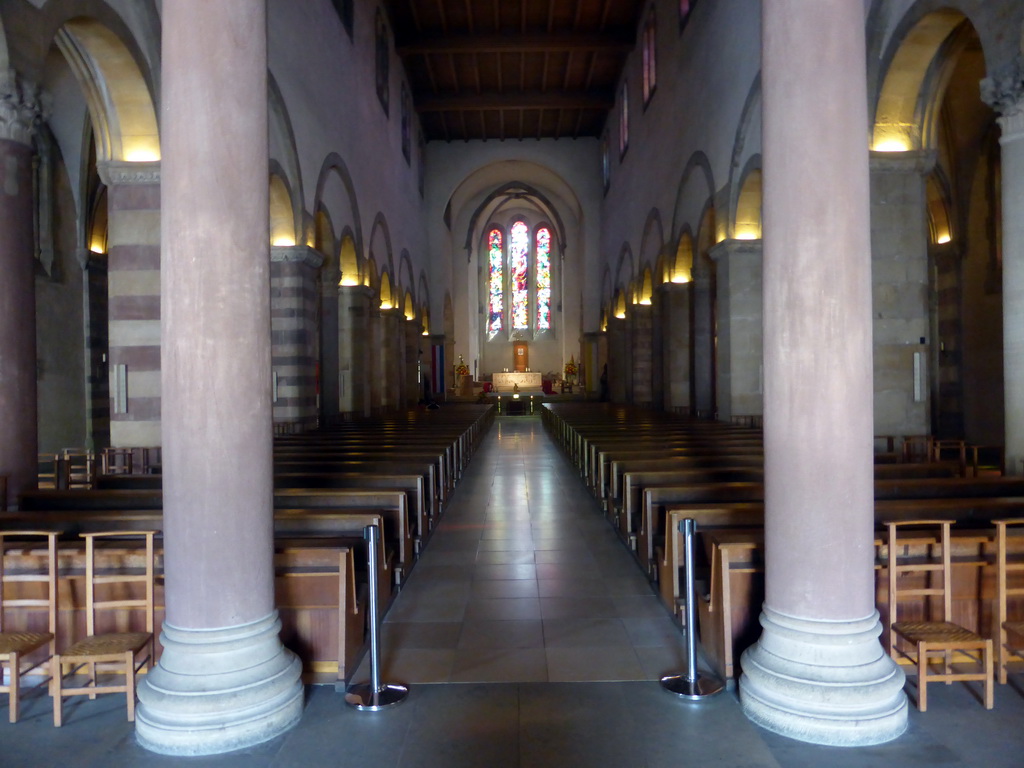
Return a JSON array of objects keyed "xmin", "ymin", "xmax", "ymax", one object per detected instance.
[{"xmin": 492, "ymin": 371, "xmax": 543, "ymax": 392}]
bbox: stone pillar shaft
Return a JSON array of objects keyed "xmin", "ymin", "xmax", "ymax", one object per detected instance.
[
  {"xmin": 739, "ymin": 0, "xmax": 906, "ymax": 745},
  {"xmin": 0, "ymin": 137, "xmax": 37, "ymax": 508},
  {"xmin": 100, "ymin": 161, "xmax": 162, "ymax": 448},
  {"xmin": 710, "ymin": 239, "xmax": 763, "ymax": 422},
  {"xmin": 137, "ymin": 0, "xmax": 301, "ymax": 755},
  {"xmin": 1000, "ymin": 114, "xmax": 1024, "ymax": 474}
]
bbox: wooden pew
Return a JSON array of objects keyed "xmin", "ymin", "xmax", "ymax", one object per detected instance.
[{"xmin": 658, "ymin": 497, "xmax": 1024, "ymax": 681}]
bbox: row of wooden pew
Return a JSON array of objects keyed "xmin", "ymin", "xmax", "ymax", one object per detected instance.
[
  {"xmin": 542, "ymin": 403, "xmax": 1024, "ymax": 703},
  {"xmin": 1, "ymin": 404, "xmax": 494, "ymax": 723}
]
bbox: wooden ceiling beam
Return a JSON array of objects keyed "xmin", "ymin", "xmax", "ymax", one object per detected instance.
[
  {"xmin": 396, "ymin": 33, "xmax": 632, "ymax": 56},
  {"xmin": 416, "ymin": 90, "xmax": 613, "ymax": 112}
]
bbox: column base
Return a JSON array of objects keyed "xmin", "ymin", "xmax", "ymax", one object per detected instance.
[
  {"xmin": 135, "ymin": 612, "xmax": 304, "ymax": 756},
  {"xmin": 739, "ymin": 607, "xmax": 908, "ymax": 746}
]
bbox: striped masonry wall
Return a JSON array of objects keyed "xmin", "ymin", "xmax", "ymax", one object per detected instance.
[
  {"xmin": 271, "ymin": 246, "xmax": 324, "ymax": 430},
  {"xmin": 100, "ymin": 161, "xmax": 162, "ymax": 448}
]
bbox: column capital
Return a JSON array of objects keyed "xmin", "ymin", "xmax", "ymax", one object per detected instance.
[
  {"xmin": 709, "ymin": 238, "xmax": 762, "ymax": 262},
  {"xmin": 868, "ymin": 149, "xmax": 937, "ymax": 175},
  {"xmin": 270, "ymin": 244, "xmax": 324, "ymax": 269},
  {"xmin": 981, "ymin": 55, "xmax": 1024, "ymax": 141},
  {"xmin": 0, "ymin": 70, "xmax": 46, "ymax": 146},
  {"xmin": 97, "ymin": 160, "xmax": 161, "ymax": 186}
]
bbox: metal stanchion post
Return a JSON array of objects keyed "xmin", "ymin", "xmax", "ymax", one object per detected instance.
[
  {"xmin": 661, "ymin": 517, "xmax": 725, "ymax": 699},
  {"xmin": 345, "ymin": 524, "xmax": 409, "ymax": 710}
]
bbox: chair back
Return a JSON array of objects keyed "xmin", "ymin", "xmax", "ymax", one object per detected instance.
[
  {"xmin": 995, "ymin": 519, "xmax": 1024, "ymax": 630},
  {"xmin": 886, "ymin": 520, "xmax": 953, "ymax": 630},
  {"xmin": 0, "ymin": 531, "xmax": 58, "ymax": 638},
  {"xmin": 83, "ymin": 531, "xmax": 156, "ymax": 637}
]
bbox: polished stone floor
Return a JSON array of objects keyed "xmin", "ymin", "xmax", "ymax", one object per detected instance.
[{"xmin": 3, "ymin": 414, "xmax": 1024, "ymax": 766}]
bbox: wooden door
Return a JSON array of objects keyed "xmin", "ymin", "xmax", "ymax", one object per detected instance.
[{"xmin": 513, "ymin": 342, "xmax": 528, "ymax": 372}]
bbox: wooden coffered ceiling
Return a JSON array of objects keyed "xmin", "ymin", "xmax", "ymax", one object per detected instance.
[{"xmin": 384, "ymin": 0, "xmax": 646, "ymax": 142}]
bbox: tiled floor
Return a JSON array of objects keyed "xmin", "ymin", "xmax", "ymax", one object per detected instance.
[
  {"xmin": 4, "ymin": 415, "xmax": 1024, "ymax": 766},
  {"xmin": 351, "ymin": 415, "xmax": 694, "ymax": 686}
]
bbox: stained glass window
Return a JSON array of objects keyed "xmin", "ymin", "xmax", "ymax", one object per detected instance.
[
  {"xmin": 536, "ymin": 227, "xmax": 551, "ymax": 330},
  {"xmin": 487, "ymin": 228, "xmax": 503, "ymax": 336},
  {"xmin": 642, "ymin": 8, "xmax": 657, "ymax": 106},
  {"xmin": 510, "ymin": 221, "xmax": 529, "ymax": 330}
]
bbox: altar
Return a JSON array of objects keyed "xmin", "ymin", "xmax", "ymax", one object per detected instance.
[{"xmin": 491, "ymin": 371, "xmax": 542, "ymax": 392}]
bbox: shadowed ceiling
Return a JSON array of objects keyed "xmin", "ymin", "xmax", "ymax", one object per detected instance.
[{"xmin": 384, "ymin": 0, "xmax": 646, "ymax": 142}]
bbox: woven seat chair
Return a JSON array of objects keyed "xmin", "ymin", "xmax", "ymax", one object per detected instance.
[
  {"xmin": 53, "ymin": 530, "xmax": 157, "ymax": 726},
  {"xmin": 0, "ymin": 531, "xmax": 58, "ymax": 722},
  {"xmin": 884, "ymin": 520, "xmax": 993, "ymax": 711},
  {"xmin": 994, "ymin": 519, "xmax": 1024, "ymax": 684}
]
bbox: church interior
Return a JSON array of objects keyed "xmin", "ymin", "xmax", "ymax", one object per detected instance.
[{"xmin": 2, "ymin": 0, "xmax": 1024, "ymax": 763}]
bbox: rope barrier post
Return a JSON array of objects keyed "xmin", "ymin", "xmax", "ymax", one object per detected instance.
[
  {"xmin": 345, "ymin": 524, "xmax": 409, "ymax": 711},
  {"xmin": 661, "ymin": 517, "xmax": 725, "ymax": 700}
]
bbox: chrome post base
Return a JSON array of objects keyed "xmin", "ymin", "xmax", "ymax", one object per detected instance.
[
  {"xmin": 345, "ymin": 683, "xmax": 409, "ymax": 711},
  {"xmin": 660, "ymin": 673, "xmax": 725, "ymax": 700}
]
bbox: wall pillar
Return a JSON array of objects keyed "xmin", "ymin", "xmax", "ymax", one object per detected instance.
[
  {"xmin": 658, "ymin": 282, "xmax": 692, "ymax": 412},
  {"xmin": 869, "ymin": 150, "xmax": 934, "ymax": 438},
  {"xmin": 98, "ymin": 160, "xmax": 163, "ymax": 449},
  {"xmin": 982, "ymin": 58, "xmax": 1024, "ymax": 475},
  {"xmin": 405, "ymin": 319, "xmax": 422, "ymax": 406},
  {"xmin": 270, "ymin": 245, "xmax": 324, "ymax": 431},
  {"xmin": 338, "ymin": 284, "xmax": 373, "ymax": 417},
  {"xmin": 710, "ymin": 239, "xmax": 763, "ymax": 422},
  {"xmin": 692, "ymin": 270, "xmax": 715, "ymax": 418},
  {"xmin": 607, "ymin": 315, "xmax": 628, "ymax": 403},
  {"xmin": 0, "ymin": 71, "xmax": 42, "ymax": 508},
  {"xmin": 630, "ymin": 303, "xmax": 654, "ymax": 406},
  {"xmin": 135, "ymin": 1, "xmax": 302, "ymax": 754},
  {"xmin": 739, "ymin": 0, "xmax": 907, "ymax": 745},
  {"xmin": 319, "ymin": 279, "xmax": 340, "ymax": 424}
]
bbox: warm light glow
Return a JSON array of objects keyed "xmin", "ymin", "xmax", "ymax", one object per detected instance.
[
  {"xmin": 380, "ymin": 300, "xmax": 393, "ymax": 310},
  {"xmin": 122, "ymin": 146, "xmax": 160, "ymax": 162},
  {"xmin": 873, "ymin": 138, "xmax": 911, "ymax": 152},
  {"xmin": 936, "ymin": 234, "xmax": 951, "ymax": 244},
  {"xmin": 734, "ymin": 229, "xmax": 759, "ymax": 241},
  {"xmin": 339, "ymin": 277, "xmax": 360, "ymax": 287},
  {"xmin": 422, "ymin": 329, "xmax": 429, "ymax": 336},
  {"xmin": 639, "ymin": 298, "xmax": 651, "ymax": 305},
  {"xmin": 89, "ymin": 244, "xmax": 105, "ymax": 255},
  {"xmin": 271, "ymin": 236, "xmax": 296, "ymax": 247},
  {"xmin": 614, "ymin": 311, "xmax": 626, "ymax": 319}
]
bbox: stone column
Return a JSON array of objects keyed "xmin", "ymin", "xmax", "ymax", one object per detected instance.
[
  {"xmin": 136, "ymin": 1, "xmax": 302, "ymax": 755},
  {"xmin": 98, "ymin": 160, "xmax": 162, "ymax": 449},
  {"xmin": 869, "ymin": 150, "xmax": 934, "ymax": 439},
  {"xmin": 0, "ymin": 72, "xmax": 42, "ymax": 508},
  {"xmin": 630, "ymin": 303, "xmax": 654, "ymax": 407},
  {"xmin": 739, "ymin": 0, "xmax": 907, "ymax": 745},
  {"xmin": 405, "ymin": 318, "xmax": 422, "ymax": 407},
  {"xmin": 710, "ymin": 239, "xmax": 763, "ymax": 422},
  {"xmin": 380, "ymin": 307, "xmax": 402, "ymax": 410},
  {"xmin": 982, "ymin": 57, "xmax": 1024, "ymax": 475},
  {"xmin": 271, "ymin": 245, "xmax": 324, "ymax": 431},
  {"xmin": 338, "ymin": 284, "xmax": 373, "ymax": 417},
  {"xmin": 658, "ymin": 282, "xmax": 692, "ymax": 413},
  {"xmin": 606, "ymin": 315, "xmax": 628, "ymax": 403},
  {"xmin": 692, "ymin": 270, "xmax": 715, "ymax": 418},
  {"xmin": 319, "ymin": 277, "xmax": 340, "ymax": 424}
]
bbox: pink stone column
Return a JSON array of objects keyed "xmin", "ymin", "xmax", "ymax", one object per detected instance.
[
  {"xmin": 738, "ymin": 0, "xmax": 906, "ymax": 745},
  {"xmin": 982, "ymin": 62, "xmax": 1024, "ymax": 475},
  {"xmin": 0, "ymin": 74, "xmax": 41, "ymax": 509},
  {"xmin": 135, "ymin": 0, "xmax": 302, "ymax": 755}
]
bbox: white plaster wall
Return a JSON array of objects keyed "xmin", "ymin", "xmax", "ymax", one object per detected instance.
[
  {"xmin": 425, "ymin": 138, "xmax": 602, "ymax": 374},
  {"xmin": 267, "ymin": 0, "xmax": 427, "ymax": 300},
  {"xmin": 602, "ymin": 0, "xmax": 762, "ymax": 296}
]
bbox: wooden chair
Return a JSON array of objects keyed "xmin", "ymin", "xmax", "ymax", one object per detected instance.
[
  {"xmin": 99, "ymin": 447, "xmax": 134, "ymax": 476},
  {"xmin": 0, "ymin": 531, "xmax": 58, "ymax": 722},
  {"xmin": 901, "ymin": 435, "xmax": 933, "ymax": 464},
  {"xmin": 884, "ymin": 520, "xmax": 993, "ymax": 711},
  {"xmin": 53, "ymin": 531, "xmax": 157, "ymax": 726},
  {"xmin": 994, "ymin": 519, "xmax": 1024, "ymax": 684}
]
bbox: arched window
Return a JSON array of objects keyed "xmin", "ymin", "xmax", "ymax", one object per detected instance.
[
  {"xmin": 486, "ymin": 220, "xmax": 556, "ymax": 340},
  {"xmin": 487, "ymin": 227, "xmax": 504, "ymax": 336}
]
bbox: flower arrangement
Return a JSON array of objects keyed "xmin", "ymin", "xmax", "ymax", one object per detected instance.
[
  {"xmin": 455, "ymin": 355, "xmax": 470, "ymax": 377},
  {"xmin": 564, "ymin": 356, "xmax": 578, "ymax": 380}
]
